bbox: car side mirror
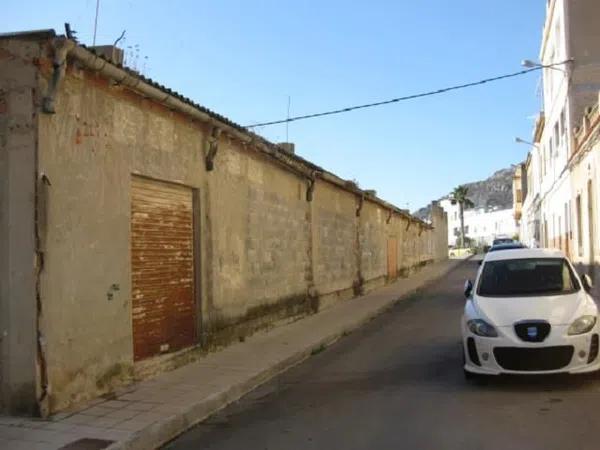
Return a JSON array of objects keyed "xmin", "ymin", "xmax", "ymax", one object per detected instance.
[
  {"xmin": 581, "ymin": 274, "xmax": 593, "ymax": 293},
  {"xmin": 464, "ymin": 279, "xmax": 473, "ymax": 298},
  {"xmin": 478, "ymin": 260, "xmax": 482, "ymax": 266}
]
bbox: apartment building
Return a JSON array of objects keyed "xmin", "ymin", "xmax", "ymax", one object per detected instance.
[
  {"xmin": 440, "ymin": 199, "xmax": 516, "ymax": 247},
  {"xmin": 519, "ymin": 0, "xmax": 600, "ymax": 254}
]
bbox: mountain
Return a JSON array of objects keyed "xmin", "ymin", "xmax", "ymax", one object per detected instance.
[{"xmin": 415, "ymin": 166, "xmax": 516, "ymax": 220}]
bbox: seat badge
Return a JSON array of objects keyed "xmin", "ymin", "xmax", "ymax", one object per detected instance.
[{"xmin": 527, "ymin": 326, "xmax": 538, "ymax": 339}]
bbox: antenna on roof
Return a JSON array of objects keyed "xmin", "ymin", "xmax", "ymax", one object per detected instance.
[
  {"xmin": 113, "ymin": 30, "xmax": 126, "ymax": 47},
  {"xmin": 286, "ymin": 96, "xmax": 291, "ymax": 142},
  {"xmin": 92, "ymin": 0, "xmax": 100, "ymax": 46}
]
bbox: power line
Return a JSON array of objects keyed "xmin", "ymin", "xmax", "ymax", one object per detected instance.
[{"xmin": 244, "ymin": 64, "xmax": 562, "ymax": 129}]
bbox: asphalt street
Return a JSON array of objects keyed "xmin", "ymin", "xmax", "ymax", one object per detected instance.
[{"xmin": 164, "ymin": 260, "xmax": 600, "ymax": 450}]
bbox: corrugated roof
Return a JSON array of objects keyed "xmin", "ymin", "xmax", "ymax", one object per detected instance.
[
  {"xmin": 0, "ymin": 29, "xmax": 56, "ymax": 39},
  {"xmin": 2, "ymin": 28, "xmax": 432, "ymax": 228},
  {"xmin": 79, "ymin": 42, "xmax": 327, "ymax": 174}
]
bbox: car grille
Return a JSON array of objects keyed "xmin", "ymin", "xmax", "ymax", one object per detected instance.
[
  {"xmin": 494, "ymin": 346, "xmax": 574, "ymax": 371},
  {"xmin": 467, "ymin": 337, "xmax": 480, "ymax": 366},
  {"xmin": 514, "ymin": 321, "xmax": 551, "ymax": 342},
  {"xmin": 589, "ymin": 334, "xmax": 599, "ymax": 363}
]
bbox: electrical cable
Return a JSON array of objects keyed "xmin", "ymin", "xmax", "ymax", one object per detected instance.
[{"xmin": 244, "ymin": 62, "xmax": 568, "ymax": 129}]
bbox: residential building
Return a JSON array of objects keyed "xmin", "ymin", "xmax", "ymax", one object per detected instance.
[
  {"xmin": 570, "ymin": 94, "xmax": 600, "ymax": 294},
  {"xmin": 512, "ymin": 163, "xmax": 525, "ymax": 226},
  {"xmin": 440, "ymin": 199, "xmax": 516, "ymax": 247},
  {"xmin": 519, "ymin": 0, "xmax": 600, "ymax": 254},
  {"xmin": 518, "ymin": 114, "xmax": 544, "ymax": 248}
]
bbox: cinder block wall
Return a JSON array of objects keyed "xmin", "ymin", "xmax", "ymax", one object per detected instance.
[{"xmin": 1, "ymin": 35, "xmax": 448, "ymax": 414}]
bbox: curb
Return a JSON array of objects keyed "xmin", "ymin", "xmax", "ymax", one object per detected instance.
[{"xmin": 107, "ymin": 259, "xmax": 465, "ymax": 450}]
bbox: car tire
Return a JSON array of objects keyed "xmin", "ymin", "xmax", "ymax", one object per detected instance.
[{"xmin": 463, "ymin": 368, "xmax": 478, "ymax": 381}]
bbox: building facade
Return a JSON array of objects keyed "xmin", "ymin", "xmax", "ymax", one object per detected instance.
[
  {"xmin": 570, "ymin": 95, "xmax": 600, "ymax": 296},
  {"xmin": 519, "ymin": 0, "xmax": 600, "ymax": 254},
  {"xmin": 440, "ymin": 199, "xmax": 516, "ymax": 247},
  {"xmin": 0, "ymin": 30, "xmax": 448, "ymax": 415}
]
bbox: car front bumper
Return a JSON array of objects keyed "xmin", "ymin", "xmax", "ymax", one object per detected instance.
[{"xmin": 462, "ymin": 323, "xmax": 600, "ymax": 375}]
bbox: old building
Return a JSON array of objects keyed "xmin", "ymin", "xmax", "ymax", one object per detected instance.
[
  {"xmin": 0, "ymin": 30, "xmax": 448, "ymax": 415},
  {"xmin": 519, "ymin": 114, "xmax": 544, "ymax": 248}
]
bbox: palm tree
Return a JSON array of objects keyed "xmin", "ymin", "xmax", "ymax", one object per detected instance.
[{"xmin": 451, "ymin": 185, "xmax": 475, "ymax": 248}]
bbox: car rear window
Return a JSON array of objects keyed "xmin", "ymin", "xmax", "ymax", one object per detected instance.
[{"xmin": 477, "ymin": 258, "xmax": 580, "ymax": 297}]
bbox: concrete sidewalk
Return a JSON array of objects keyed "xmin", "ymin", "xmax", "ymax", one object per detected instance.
[{"xmin": 0, "ymin": 258, "xmax": 464, "ymax": 450}]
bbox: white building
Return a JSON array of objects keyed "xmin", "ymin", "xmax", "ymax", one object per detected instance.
[
  {"xmin": 570, "ymin": 96, "xmax": 600, "ymax": 295},
  {"xmin": 519, "ymin": 0, "xmax": 600, "ymax": 255},
  {"xmin": 440, "ymin": 199, "xmax": 516, "ymax": 247}
]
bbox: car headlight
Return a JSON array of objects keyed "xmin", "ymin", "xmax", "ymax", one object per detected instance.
[
  {"xmin": 568, "ymin": 315, "xmax": 597, "ymax": 335},
  {"xmin": 467, "ymin": 319, "xmax": 498, "ymax": 337}
]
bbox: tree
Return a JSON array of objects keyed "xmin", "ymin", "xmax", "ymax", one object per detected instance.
[{"xmin": 451, "ymin": 185, "xmax": 475, "ymax": 248}]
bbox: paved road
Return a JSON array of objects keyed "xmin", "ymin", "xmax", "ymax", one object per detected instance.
[{"xmin": 164, "ymin": 260, "xmax": 600, "ymax": 450}]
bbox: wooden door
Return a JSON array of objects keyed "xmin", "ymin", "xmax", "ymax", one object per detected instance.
[{"xmin": 387, "ymin": 238, "xmax": 398, "ymax": 279}]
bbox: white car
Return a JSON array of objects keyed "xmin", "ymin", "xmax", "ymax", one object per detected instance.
[{"xmin": 462, "ymin": 248, "xmax": 598, "ymax": 377}]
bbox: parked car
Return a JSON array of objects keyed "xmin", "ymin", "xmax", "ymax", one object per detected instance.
[
  {"xmin": 492, "ymin": 237, "xmax": 514, "ymax": 246},
  {"xmin": 488, "ymin": 242, "xmax": 526, "ymax": 252},
  {"xmin": 462, "ymin": 248, "xmax": 598, "ymax": 377}
]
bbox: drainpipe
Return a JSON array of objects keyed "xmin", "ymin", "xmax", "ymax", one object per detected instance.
[
  {"xmin": 42, "ymin": 37, "xmax": 76, "ymax": 114},
  {"xmin": 36, "ymin": 36, "xmax": 73, "ymax": 416}
]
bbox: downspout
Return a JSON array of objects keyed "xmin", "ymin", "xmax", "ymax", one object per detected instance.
[
  {"xmin": 37, "ymin": 37, "xmax": 74, "ymax": 416},
  {"xmin": 42, "ymin": 37, "xmax": 75, "ymax": 114},
  {"xmin": 35, "ymin": 174, "xmax": 51, "ymax": 417}
]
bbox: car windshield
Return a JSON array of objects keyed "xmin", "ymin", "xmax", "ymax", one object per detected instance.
[{"xmin": 478, "ymin": 258, "xmax": 580, "ymax": 297}]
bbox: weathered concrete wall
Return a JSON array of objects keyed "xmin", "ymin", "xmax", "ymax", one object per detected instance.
[
  {"xmin": 0, "ymin": 35, "xmax": 42, "ymax": 415},
  {"xmin": 359, "ymin": 201, "xmax": 387, "ymax": 286},
  {"xmin": 312, "ymin": 181, "xmax": 359, "ymax": 307},
  {"xmin": 1, "ymin": 35, "xmax": 448, "ymax": 414},
  {"xmin": 431, "ymin": 202, "xmax": 449, "ymax": 261},
  {"xmin": 204, "ymin": 143, "xmax": 311, "ymax": 343}
]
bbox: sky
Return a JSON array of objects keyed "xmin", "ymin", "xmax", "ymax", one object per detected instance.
[{"xmin": 1, "ymin": 1, "xmax": 546, "ymax": 211}]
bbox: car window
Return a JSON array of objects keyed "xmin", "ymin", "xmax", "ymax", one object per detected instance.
[{"xmin": 477, "ymin": 258, "xmax": 580, "ymax": 297}]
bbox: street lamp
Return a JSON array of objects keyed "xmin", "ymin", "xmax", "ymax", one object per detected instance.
[{"xmin": 514, "ymin": 137, "xmax": 538, "ymax": 146}]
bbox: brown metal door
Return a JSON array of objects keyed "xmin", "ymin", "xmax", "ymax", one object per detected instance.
[
  {"xmin": 387, "ymin": 238, "xmax": 398, "ymax": 279},
  {"xmin": 131, "ymin": 176, "xmax": 196, "ymax": 361}
]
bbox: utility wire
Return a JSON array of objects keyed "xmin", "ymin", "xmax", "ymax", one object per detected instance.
[{"xmin": 244, "ymin": 64, "xmax": 563, "ymax": 129}]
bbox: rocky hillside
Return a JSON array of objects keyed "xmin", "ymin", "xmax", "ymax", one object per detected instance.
[{"xmin": 415, "ymin": 166, "xmax": 516, "ymax": 220}]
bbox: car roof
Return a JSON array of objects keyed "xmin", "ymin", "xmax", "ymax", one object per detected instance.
[{"xmin": 484, "ymin": 247, "xmax": 565, "ymax": 262}]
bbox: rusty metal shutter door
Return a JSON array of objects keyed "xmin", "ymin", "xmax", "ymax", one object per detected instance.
[{"xmin": 131, "ymin": 176, "xmax": 196, "ymax": 361}]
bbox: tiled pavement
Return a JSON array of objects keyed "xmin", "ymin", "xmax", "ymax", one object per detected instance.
[{"xmin": 0, "ymin": 258, "xmax": 464, "ymax": 450}]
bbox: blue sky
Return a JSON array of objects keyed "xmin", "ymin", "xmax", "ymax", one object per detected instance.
[{"xmin": 2, "ymin": 1, "xmax": 545, "ymax": 211}]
